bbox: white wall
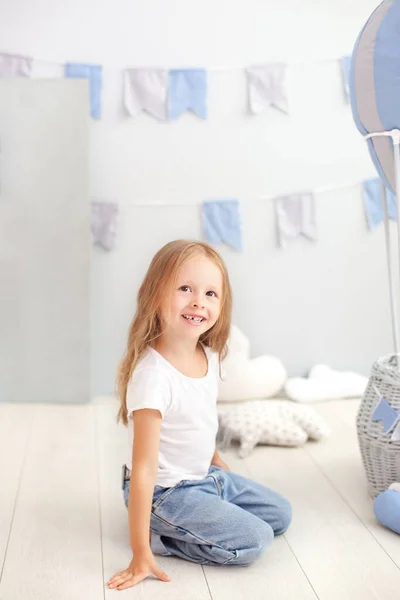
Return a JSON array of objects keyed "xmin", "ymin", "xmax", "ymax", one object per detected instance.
[{"xmin": 0, "ymin": 0, "xmax": 389, "ymax": 395}]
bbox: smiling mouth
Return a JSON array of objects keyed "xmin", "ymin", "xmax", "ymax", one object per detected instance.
[{"xmin": 182, "ymin": 314, "xmax": 205, "ymax": 324}]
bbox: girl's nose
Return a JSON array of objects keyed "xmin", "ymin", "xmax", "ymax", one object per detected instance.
[{"xmin": 192, "ymin": 297, "xmax": 204, "ymax": 309}]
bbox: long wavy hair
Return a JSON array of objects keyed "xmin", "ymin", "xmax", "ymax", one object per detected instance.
[{"xmin": 116, "ymin": 240, "xmax": 232, "ymax": 426}]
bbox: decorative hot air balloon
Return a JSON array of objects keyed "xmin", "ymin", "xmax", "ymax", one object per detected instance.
[
  {"xmin": 350, "ymin": 0, "xmax": 400, "ymax": 196},
  {"xmin": 351, "ymin": 0, "xmax": 400, "ymax": 512},
  {"xmin": 351, "ymin": 0, "xmax": 400, "ymax": 356}
]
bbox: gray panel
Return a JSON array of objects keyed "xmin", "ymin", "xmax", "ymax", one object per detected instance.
[{"xmin": 0, "ymin": 79, "xmax": 90, "ymax": 403}]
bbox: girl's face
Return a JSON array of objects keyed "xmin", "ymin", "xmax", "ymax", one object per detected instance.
[{"xmin": 160, "ymin": 256, "xmax": 223, "ymax": 339}]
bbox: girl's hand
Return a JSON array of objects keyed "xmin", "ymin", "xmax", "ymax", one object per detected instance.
[{"xmin": 107, "ymin": 551, "xmax": 171, "ymax": 590}]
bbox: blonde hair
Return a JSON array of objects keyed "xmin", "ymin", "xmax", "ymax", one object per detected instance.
[{"xmin": 116, "ymin": 239, "xmax": 232, "ymax": 426}]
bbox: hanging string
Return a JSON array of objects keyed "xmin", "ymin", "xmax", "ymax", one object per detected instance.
[
  {"xmin": 0, "ymin": 49, "xmax": 349, "ymax": 72},
  {"xmin": 116, "ymin": 179, "xmax": 366, "ymax": 208}
]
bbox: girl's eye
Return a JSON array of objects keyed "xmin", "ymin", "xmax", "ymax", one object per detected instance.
[
  {"xmin": 180, "ymin": 285, "xmax": 191, "ymax": 292},
  {"xmin": 206, "ymin": 291, "xmax": 217, "ymax": 297}
]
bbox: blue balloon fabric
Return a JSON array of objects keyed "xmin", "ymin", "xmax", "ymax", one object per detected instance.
[
  {"xmin": 350, "ymin": 0, "xmax": 400, "ymax": 195},
  {"xmin": 373, "ymin": 490, "xmax": 400, "ymax": 534}
]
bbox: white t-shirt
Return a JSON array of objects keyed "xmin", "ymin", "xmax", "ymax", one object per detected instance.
[{"xmin": 126, "ymin": 344, "xmax": 220, "ymax": 488}]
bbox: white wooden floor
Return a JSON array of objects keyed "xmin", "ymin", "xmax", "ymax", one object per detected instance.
[{"xmin": 1, "ymin": 398, "xmax": 400, "ymax": 600}]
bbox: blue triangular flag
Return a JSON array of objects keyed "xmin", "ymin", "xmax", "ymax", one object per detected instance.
[
  {"xmin": 340, "ymin": 55, "xmax": 351, "ymax": 101},
  {"xmin": 363, "ymin": 178, "xmax": 397, "ymax": 230},
  {"xmin": 65, "ymin": 62, "xmax": 102, "ymax": 119},
  {"xmin": 169, "ymin": 69, "xmax": 207, "ymax": 120},
  {"xmin": 202, "ymin": 199, "xmax": 242, "ymax": 251}
]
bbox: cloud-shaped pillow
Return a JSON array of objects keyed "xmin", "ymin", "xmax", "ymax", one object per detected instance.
[
  {"xmin": 218, "ymin": 325, "xmax": 286, "ymax": 402},
  {"xmin": 284, "ymin": 365, "xmax": 368, "ymax": 403}
]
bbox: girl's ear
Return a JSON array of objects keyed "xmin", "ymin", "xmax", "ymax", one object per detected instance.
[{"xmin": 156, "ymin": 311, "xmax": 165, "ymax": 330}]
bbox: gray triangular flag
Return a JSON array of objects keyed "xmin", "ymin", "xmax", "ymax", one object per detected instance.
[
  {"xmin": 91, "ymin": 200, "xmax": 119, "ymax": 251},
  {"xmin": 275, "ymin": 193, "xmax": 317, "ymax": 249},
  {"xmin": 0, "ymin": 53, "xmax": 32, "ymax": 77},
  {"xmin": 124, "ymin": 69, "xmax": 168, "ymax": 120},
  {"xmin": 246, "ymin": 64, "xmax": 288, "ymax": 115}
]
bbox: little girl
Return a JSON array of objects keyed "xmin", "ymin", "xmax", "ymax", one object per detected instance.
[{"xmin": 107, "ymin": 239, "xmax": 292, "ymax": 591}]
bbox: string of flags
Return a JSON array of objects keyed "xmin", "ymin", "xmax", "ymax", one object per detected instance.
[
  {"xmin": 91, "ymin": 177, "xmax": 396, "ymax": 252},
  {"xmin": 2, "ymin": 51, "xmax": 388, "ymax": 252},
  {"xmin": 0, "ymin": 51, "xmax": 351, "ymax": 120}
]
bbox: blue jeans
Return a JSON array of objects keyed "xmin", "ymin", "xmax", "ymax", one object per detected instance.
[{"xmin": 123, "ymin": 465, "xmax": 292, "ymax": 566}]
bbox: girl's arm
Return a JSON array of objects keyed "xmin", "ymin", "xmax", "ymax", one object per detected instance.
[
  {"xmin": 210, "ymin": 447, "xmax": 230, "ymax": 470},
  {"xmin": 128, "ymin": 408, "xmax": 163, "ymax": 553},
  {"xmin": 107, "ymin": 408, "xmax": 171, "ymax": 590}
]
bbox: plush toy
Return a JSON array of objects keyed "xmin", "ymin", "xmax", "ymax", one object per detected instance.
[
  {"xmin": 284, "ymin": 364, "xmax": 368, "ymax": 403},
  {"xmin": 218, "ymin": 325, "xmax": 287, "ymax": 402},
  {"xmin": 374, "ymin": 483, "xmax": 400, "ymax": 535},
  {"xmin": 216, "ymin": 400, "xmax": 330, "ymax": 457}
]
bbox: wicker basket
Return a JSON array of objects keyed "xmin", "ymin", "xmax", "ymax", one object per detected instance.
[{"xmin": 357, "ymin": 354, "xmax": 400, "ymax": 497}]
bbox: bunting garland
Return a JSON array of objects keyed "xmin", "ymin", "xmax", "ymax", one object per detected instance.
[
  {"xmin": 91, "ymin": 178, "xmax": 395, "ymax": 253},
  {"xmin": 1, "ymin": 50, "xmax": 392, "ymax": 253},
  {"xmin": 0, "ymin": 51, "xmax": 352, "ymax": 120}
]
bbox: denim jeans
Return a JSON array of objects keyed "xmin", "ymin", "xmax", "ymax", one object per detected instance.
[{"xmin": 123, "ymin": 465, "xmax": 292, "ymax": 566}]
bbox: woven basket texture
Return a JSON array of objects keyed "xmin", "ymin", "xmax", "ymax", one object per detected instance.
[{"xmin": 357, "ymin": 354, "xmax": 400, "ymax": 497}]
